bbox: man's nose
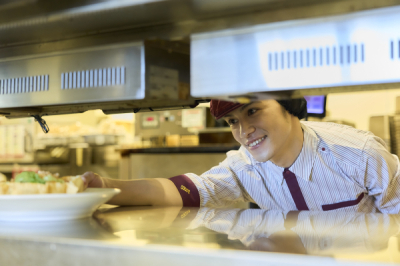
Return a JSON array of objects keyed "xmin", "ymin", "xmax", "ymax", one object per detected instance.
[{"xmin": 240, "ymin": 121, "xmax": 255, "ymax": 138}]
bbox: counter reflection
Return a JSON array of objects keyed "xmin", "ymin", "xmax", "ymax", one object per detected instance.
[
  {"xmin": 94, "ymin": 206, "xmax": 400, "ymax": 261},
  {"xmin": 0, "ymin": 205, "xmax": 398, "ymax": 263}
]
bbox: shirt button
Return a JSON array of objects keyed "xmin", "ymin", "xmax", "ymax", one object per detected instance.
[{"xmin": 322, "ymin": 147, "xmax": 326, "ymax": 151}]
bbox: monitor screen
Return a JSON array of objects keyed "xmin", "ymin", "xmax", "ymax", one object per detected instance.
[{"xmin": 304, "ymin": 95, "xmax": 326, "ymax": 118}]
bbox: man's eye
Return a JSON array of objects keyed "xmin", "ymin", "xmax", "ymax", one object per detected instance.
[
  {"xmin": 228, "ymin": 119, "xmax": 238, "ymax": 125},
  {"xmin": 248, "ymin": 108, "xmax": 257, "ymax": 115}
]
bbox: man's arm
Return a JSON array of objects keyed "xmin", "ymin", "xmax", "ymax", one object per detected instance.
[
  {"xmin": 82, "ymin": 172, "xmax": 183, "ymax": 206},
  {"xmin": 362, "ymin": 136, "xmax": 400, "ymax": 213}
]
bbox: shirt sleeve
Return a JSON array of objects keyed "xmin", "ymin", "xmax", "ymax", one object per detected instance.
[
  {"xmin": 175, "ymin": 157, "xmax": 252, "ymax": 207},
  {"xmin": 361, "ymin": 135, "xmax": 400, "ymax": 214}
]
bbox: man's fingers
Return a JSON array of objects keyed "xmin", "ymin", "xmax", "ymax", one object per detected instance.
[
  {"xmin": 81, "ymin": 172, "xmax": 103, "ymax": 188},
  {"xmin": 81, "ymin": 172, "xmax": 94, "ymax": 187}
]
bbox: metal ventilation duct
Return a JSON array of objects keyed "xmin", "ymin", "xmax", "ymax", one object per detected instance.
[
  {"xmin": 0, "ymin": 0, "xmax": 398, "ymax": 119},
  {"xmin": 0, "ymin": 40, "xmax": 200, "ymax": 118},
  {"xmin": 191, "ymin": 5, "xmax": 400, "ymax": 100}
]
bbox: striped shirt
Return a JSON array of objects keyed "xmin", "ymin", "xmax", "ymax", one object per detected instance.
[
  {"xmin": 169, "ymin": 121, "xmax": 400, "ymax": 213},
  {"xmin": 186, "ymin": 208, "xmax": 400, "ymax": 254}
]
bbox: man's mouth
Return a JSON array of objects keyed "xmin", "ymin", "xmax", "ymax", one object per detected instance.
[{"xmin": 247, "ymin": 136, "xmax": 267, "ymax": 148}]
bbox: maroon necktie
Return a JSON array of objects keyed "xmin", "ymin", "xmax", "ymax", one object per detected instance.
[{"xmin": 283, "ymin": 168, "xmax": 309, "ymax": 211}]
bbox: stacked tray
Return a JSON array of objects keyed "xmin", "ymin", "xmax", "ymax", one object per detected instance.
[{"xmin": 390, "ymin": 115, "xmax": 400, "ymax": 156}]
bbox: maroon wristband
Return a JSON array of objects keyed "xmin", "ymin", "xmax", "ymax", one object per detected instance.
[{"xmin": 169, "ymin": 175, "xmax": 200, "ymax": 207}]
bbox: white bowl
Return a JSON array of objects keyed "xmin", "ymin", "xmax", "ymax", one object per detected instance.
[{"xmin": 0, "ymin": 188, "xmax": 120, "ymax": 222}]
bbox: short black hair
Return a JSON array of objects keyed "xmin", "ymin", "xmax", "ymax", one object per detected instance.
[{"xmin": 277, "ymin": 98, "xmax": 308, "ymax": 120}]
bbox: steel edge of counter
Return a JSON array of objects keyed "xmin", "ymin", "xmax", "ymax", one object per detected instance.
[{"xmin": 0, "ymin": 233, "xmax": 377, "ymax": 266}]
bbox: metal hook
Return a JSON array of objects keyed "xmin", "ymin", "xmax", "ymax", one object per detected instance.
[{"xmin": 32, "ymin": 115, "xmax": 50, "ymax": 134}]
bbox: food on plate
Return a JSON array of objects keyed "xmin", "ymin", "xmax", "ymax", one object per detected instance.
[{"xmin": 0, "ymin": 171, "xmax": 85, "ymax": 195}]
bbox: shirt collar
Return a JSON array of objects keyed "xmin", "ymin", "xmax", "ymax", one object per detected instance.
[{"xmin": 287, "ymin": 122, "xmax": 320, "ymax": 182}]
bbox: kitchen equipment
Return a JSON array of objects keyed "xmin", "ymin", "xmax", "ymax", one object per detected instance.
[
  {"xmin": 191, "ymin": 5, "xmax": 400, "ymax": 101},
  {"xmin": 0, "ymin": 0, "xmax": 398, "ymax": 120},
  {"xmin": 0, "ymin": 40, "xmax": 198, "ymax": 120},
  {"xmin": 369, "ymin": 115, "xmax": 393, "ymax": 153}
]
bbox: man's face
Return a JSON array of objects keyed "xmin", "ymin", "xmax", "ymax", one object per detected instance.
[{"xmin": 223, "ymin": 100, "xmax": 295, "ymax": 163}]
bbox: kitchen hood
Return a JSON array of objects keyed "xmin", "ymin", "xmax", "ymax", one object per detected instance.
[
  {"xmin": 0, "ymin": 40, "xmax": 198, "ymax": 119},
  {"xmin": 191, "ymin": 4, "xmax": 400, "ymax": 100},
  {"xmin": 0, "ymin": 0, "xmax": 399, "ymax": 122}
]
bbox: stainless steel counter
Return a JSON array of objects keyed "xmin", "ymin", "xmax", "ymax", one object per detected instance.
[{"xmin": 0, "ymin": 206, "xmax": 399, "ymax": 266}]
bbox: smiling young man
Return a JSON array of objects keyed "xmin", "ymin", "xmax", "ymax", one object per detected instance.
[{"xmin": 83, "ymin": 98, "xmax": 400, "ymax": 213}]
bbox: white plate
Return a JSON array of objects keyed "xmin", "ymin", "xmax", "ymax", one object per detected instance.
[{"xmin": 0, "ymin": 188, "xmax": 120, "ymax": 222}]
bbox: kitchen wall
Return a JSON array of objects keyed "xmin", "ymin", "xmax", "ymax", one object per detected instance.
[{"xmin": 326, "ymin": 88, "xmax": 400, "ymax": 131}]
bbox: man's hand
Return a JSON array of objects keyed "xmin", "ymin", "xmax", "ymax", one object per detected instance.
[{"xmin": 82, "ymin": 172, "xmax": 106, "ymax": 189}]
